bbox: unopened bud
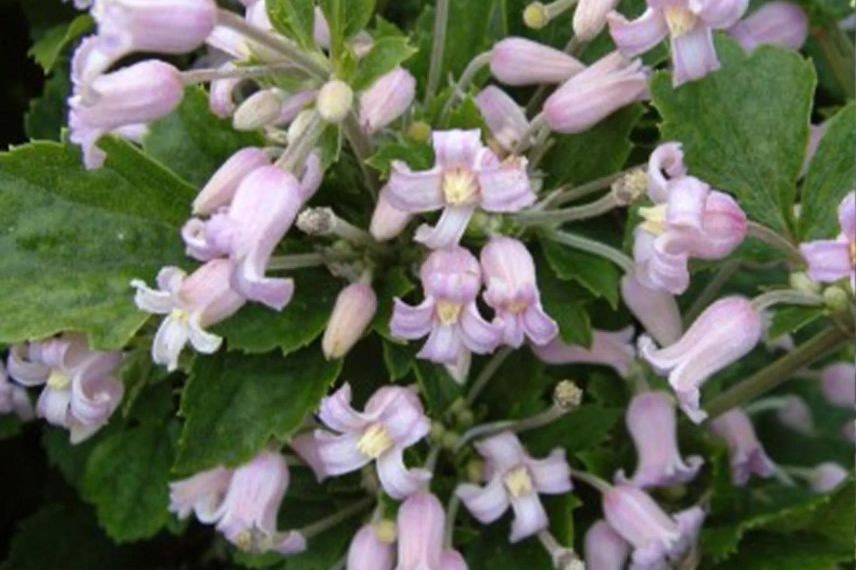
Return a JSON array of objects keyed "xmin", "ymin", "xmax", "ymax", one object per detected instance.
[
  {"xmin": 441, "ymin": 431, "xmax": 461, "ymax": 450},
  {"xmin": 466, "ymin": 459, "xmax": 485, "ymax": 483},
  {"xmin": 317, "ymin": 80, "xmax": 353, "ymax": 123},
  {"xmin": 789, "ymin": 271, "xmax": 821, "ymax": 294},
  {"xmin": 406, "ymin": 120, "xmax": 432, "ymax": 142},
  {"xmin": 553, "ymin": 380, "xmax": 583, "ymax": 410},
  {"xmin": 455, "ymin": 408, "xmax": 475, "ymax": 429},
  {"xmin": 287, "ymin": 109, "xmax": 316, "ymax": 144},
  {"xmin": 573, "ymin": 0, "xmax": 620, "ymax": 41},
  {"xmin": 823, "ymin": 286, "xmax": 850, "ymax": 312},
  {"xmin": 370, "ymin": 190, "xmax": 413, "ymax": 241},
  {"xmin": 611, "ymin": 168, "xmax": 648, "ymax": 205},
  {"xmin": 523, "ymin": 2, "xmax": 550, "ymax": 28},
  {"xmin": 430, "ymin": 421, "xmax": 446, "ymax": 442},
  {"xmin": 297, "ymin": 207, "xmax": 335, "ymax": 236},
  {"xmin": 322, "ymin": 283, "xmax": 378, "ymax": 359},
  {"xmin": 233, "ymin": 88, "xmax": 284, "ymax": 131},
  {"xmin": 449, "ymin": 398, "xmax": 467, "ymax": 414}
]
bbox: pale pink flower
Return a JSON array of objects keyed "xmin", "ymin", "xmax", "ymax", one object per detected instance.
[
  {"xmin": 805, "ymin": 462, "xmax": 849, "ymax": 494},
  {"xmin": 709, "ymin": 408, "xmax": 776, "ymax": 486},
  {"xmin": 397, "ymin": 492, "xmax": 467, "ymax": 570},
  {"xmin": 584, "ymin": 520, "xmax": 630, "ymax": 570},
  {"xmin": 7, "ymin": 335, "xmax": 122, "ymax": 443},
  {"xmin": 169, "ymin": 466, "xmax": 233, "ymax": 523},
  {"xmin": 346, "ymin": 524, "xmax": 395, "ymax": 570},
  {"xmin": 608, "ymin": 0, "xmax": 748, "ymax": 85},
  {"xmin": 322, "ymin": 283, "xmax": 378, "ymax": 359},
  {"xmin": 456, "ymin": 431, "xmax": 572, "ymax": 542},
  {"xmin": 0, "ymin": 362, "xmax": 33, "ymax": 422},
  {"xmin": 369, "ymin": 188, "xmax": 413, "ymax": 241},
  {"xmin": 292, "ymin": 384, "xmax": 431, "ymax": 500},
  {"xmin": 532, "ymin": 328, "xmax": 636, "ymax": 378},
  {"xmin": 475, "ymin": 86, "xmax": 530, "ymax": 152},
  {"xmin": 384, "ymin": 129, "xmax": 534, "ymax": 249},
  {"xmin": 728, "ymin": 2, "xmax": 808, "ymax": 53},
  {"xmin": 574, "ymin": 0, "xmax": 622, "ymax": 40},
  {"xmin": 192, "ymin": 147, "xmax": 270, "ymax": 215},
  {"xmin": 640, "ymin": 296, "xmax": 762, "ymax": 423},
  {"xmin": 800, "ymin": 192, "xmax": 856, "ymax": 289},
  {"xmin": 359, "ymin": 67, "xmax": 416, "ymax": 134},
  {"xmin": 620, "ymin": 273, "xmax": 683, "ymax": 347},
  {"xmin": 617, "ymin": 392, "xmax": 703, "ymax": 488},
  {"xmin": 480, "ymin": 237, "xmax": 558, "ymax": 348},
  {"xmin": 819, "ymin": 362, "xmax": 856, "ymax": 409},
  {"xmin": 489, "ymin": 37, "xmax": 584, "ymax": 86},
  {"xmin": 776, "ymin": 395, "xmax": 815, "ymax": 435}
]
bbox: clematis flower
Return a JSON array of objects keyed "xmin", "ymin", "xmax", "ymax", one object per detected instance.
[
  {"xmin": 640, "ymin": 296, "xmax": 762, "ymax": 423},
  {"xmin": 633, "ymin": 143, "xmax": 747, "ymax": 294},
  {"xmin": 709, "ymin": 408, "xmax": 776, "ymax": 486},
  {"xmin": 489, "ymin": 37, "xmax": 584, "ymax": 86},
  {"xmin": 603, "ymin": 485, "xmax": 705, "ymax": 569},
  {"xmin": 181, "ymin": 166, "xmax": 306, "ymax": 310},
  {"xmin": 369, "ymin": 188, "xmax": 413, "ymax": 241},
  {"xmin": 480, "ymin": 237, "xmax": 558, "ymax": 348},
  {"xmin": 616, "ymin": 391, "xmax": 704, "ymax": 488},
  {"xmin": 0, "ymin": 362, "xmax": 33, "ymax": 422},
  {"xmin": 455, "ymin": 431, "xmax": 572, "ymax": 543},
  {"xmin": 584, "ymin": 520, "xmax": 630, "ymax": 570},
  {"xmin": 607, "ymin": 0, "xmax": 748, "ymax": 86},
  {"xmin": 7, "ymin": 334, "xmax": 122, "ymax": 443},
  {"xmin": 384, "ymin": 129, "xmax": 535, "ymax": 249},
  {"xmin": 800, "ymin": 192, "xmax": 856, "ymax": 289},
  {"xmin": 346, "ymin": 523, "xmax": 396, "ymax": 570},
  {"xmin": 69, "ymin": 59, "xmax": 185, "ymax": 169},
  {"xmin": 397, "ymin": 492, "xmax": 467, "ymax": 570},
  {"xmin": 322, "ymin": 283, "xmax": 378, "ymax": 359},
  {"xmin": 475, "ymin": 86, "xmax": 530, "ymax": 153},
  {"xmin": 192, "ymin": 147, "xmax": 271, "ymax": 215},
  {"xmin": 574, "ymin": 0, "xmax": 622, "ymax": 40},
  {"xmin": 819, "ymin": 362, "xmax": 856, "ymax": 409},
  {"xmin": 169, "ymin": 451, "xmax": 306, "ymax": 555},
  {"xmin": 620, "ymin": 273, "xmax": 683, "ymax": 346},
  {"xmin": 543, "ymin": 51, "xmax": 650, "ymax": 134},
  {"xmin": 728, "ymin": 2, "xmax": 808, "ymax": 53},
  {"xmin": 532, "ymin": 328, "xmax": 636, "ymax": 378},
  {"xmin": 132, "ymin": 259, "xmax": 247, "ymax": 371},
  {"xmin": 804, "ymin": 462, "xmax": 849, "ymax": 494},
  {"xmin": 359, "ymin": 67, "xmax": 416, "ymax": 134},
  {"xmin": 775, "ymin": 395, "xmax": 815, "ymax": 435},
  {"xmin": 291, "ymin": 384, "xmax": 431, "ymax": 500},
  {"xmin": 390, "ymin": 247, "xmax": 501, "ymax": 379}
]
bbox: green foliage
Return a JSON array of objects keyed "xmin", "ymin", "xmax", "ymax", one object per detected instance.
[
  {"xmin": 266, "ymin": 0, "xmax": 317, "ymax": 50},
  {"xmin": 25, "ymin": 65, "xmax": 70, "ymax": 140},
  {"xmin": 366, "ymin": 137, "xmax": 435, "ymax": 178},
  {"xmin": 28, "ymin": 15, "xmax": 92, "ymax": 73},
  {"xmin": 541, "ymin": 239, "xmax": 621, "ymax": 309},
  {"xmin": 319, "ymin": 0, "xmax": 376, "ymax": 62},
  {"xmin": 352, "ymin": 36, "xmax": 418, "ymax": 91},
  {"xmin": 768, "ymin": 306, "xmax": 826, "ymax": 339},
  {"xmin": 414, "ymin": 360, "xmax": 462, "ymax": 415}
]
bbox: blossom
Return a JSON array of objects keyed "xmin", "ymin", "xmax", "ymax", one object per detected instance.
[
  {"xmin": 475, "ymin": 86, "xmax": 530, "ymax": 153},
  {"xmin": 584, "ymin": 520, "xmax": 630, "ymax": 570},
  {"xmin": 640, "ymin": 296, "xmax": 762, "ymax": 423},
  {"xmin": 322, "ymin": 283, "xmax": 378, "ymax": 359},
  {"xmin": 7, "ymin": 334, "xmax": 122, "ymax": 443},
  {"xmin": 131, "ymin": 259, "xmax": 247, "ymax": 371},
  {"xmin": 819, "ymin": 362, "xmax": 856, "ymax": 409},
  {"xmin": 480, "ymin": 237, "xmax": 558, "ymax": 347},
  {"xmin": 192, "ymin": 147, "xmax": 271, "ymax": 215},
  {"xmin": 291, "ymin": 384, "xmax": 431, "ymax": 500},
  {"xmin": 0, "ymin": 362, "xmax": 34, "ymax": 422},
  {"xmin": 805, "ymin": 462, "xmax": 849, "ymax": 494},
  {"xmin": 574, "ymin": 0, "xmax": 621, "ymax": 40},
  {"xmin": 456, "ymin": 431, "xmax": 572, "ymax": 542},
  {"xmin": 532, "ymin": 328, "xmax": 636, "ymax": 378},
  {"xmin": 633, "ymin": 143, "xmax": 747, "ymax": 295},
  {"xmin": 369, "ymin": 188, "xmax": 413, "ymax": 241},
  {"xmin": 397, "ymin": 492, "xmax": 467, "ymax": 570},
  {"xmin": 359, "ymin": 67, "xmax": 416, "ymax": 134},
  {"xmin": 489, "ymin": 37, "xmax": 584, "ymax": 86},
  {"xmin": 776, "ymin": 395, "xmax": 815, "ymax": 435},
  {"xmin": 169, "ymin": 451, "xmax": 306, "ymax": 555},
  {"xmin": 182, "ymin": 166, "xmax": 306, "ymax": 310},
  {"xmin": 607, "ymin": 0, "xmax": 748, "ymax": 86},
  {"xmin": 620, "ymin": 273, "xmax": 683, "ymax": 347},
  {"xmin": 709, "ymin": 408, "xmax": 776, "ymax": 486},
  {"xmin": 346, "ymin": 523, "xmax": 396, "ymax": 570},
  {"xmin": 800, "ymin": 192, "xmax": 856, "ymax": 289},
  {"xmin": 728, "ymin": 2, "xmax": 808, "ymax": 53},
  {"xmin": 390, "ymin": 247, "xmax": 500, "ymax": 379},
  {"xmin": 543, "ymin": 51, "xmax": 650, "ymax": 134},
  {"xmin": 385, "ymin": 130, "xmax": 534, "ymax": 249},
  {"xmin": 616, "ymin": 392, "xmax": 704, "ymax": 488}
]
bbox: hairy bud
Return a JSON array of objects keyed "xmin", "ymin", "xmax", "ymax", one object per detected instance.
[
  {"xmin": 322, "ymin": 283, "xmax": 378, "ymax": 359},
  {"xmin": 317, "ymin": 80, "xmax": 353, "ymax": 123}
]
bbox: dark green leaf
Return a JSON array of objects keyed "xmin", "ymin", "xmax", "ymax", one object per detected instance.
[
  {"xmin": 442, "ymin": 96, "xmax": 489, "ymax": 132},
  {"xmin": 366, "ymin": 137, "xmax": 435, "ymax": 178},
  {"xmin": 652, "ymin": 40, "xmax": 816, "ymax": 234},
  {"xmin": 538, "ymin": 268, "xmax": 593, "ymax": 347},
  {"xmin": 382, "ymin": 340, "xmax": 415, "ymax": 381},
  {"xmin": 414, "ymin": 361, "xmax": 462, "ymax": 416},
  {"xmin": 710, "ymin": 532, "xmax": 851, "ymax": 570},
  {"xmin": 266, "ymin": 0, "xmax": 317, "ymax": 50},
  {"xmin": 319, "ymin": 0, "xmax": 375, "ymax": 62},
  {"xmin": 353, "ymin": 36, "xmax": 418, "ymax": 91},
  {"xmin": 175, "ymin": 349, "xmax": 342, "ymax": 474},
  {"xmin": 28, "ymin": 15, "xmax": 93, "ymax": 73},
  {"xmin": 372, "ymin": 266, "xmax": 415, "ymax": 338},
  {"xmin": 522, "ymin": 405, "xmax": 622, "ymax": 457},
  {"xmin": 768, "ymin": 306, "xmax": 825, "ymax": 339},
  {"xmin": 25, "ymin": 65, "xmax": 70, "ymax": 140},
  {"xmin": 541, "ymin": 239, "xmax": 620, "ymax": 309}
]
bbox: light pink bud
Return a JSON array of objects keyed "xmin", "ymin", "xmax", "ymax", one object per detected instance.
[
  {"xmin": 69, "ymin": 60, "xmax": 184, "ymax": 169},
  {"xmin": 370, "ymin": 189, "xmax": 413, "ymax": 241},
  {"xmin": 397, "ymin": 492, "xmax": 465, "ymax": 570},
  {"xmin": 490, "ymin": 37, "xmax": 584, "ymax": 86},
  {"xmin": 0, "ymin": 362, "xmax": 34, "ymax": 422},
  {"xmin": 776, "ymin": 395, "xmax": 815, "ymax": 436},
  {"xmin": 620, "ymin": 273, "xmax": 683, "ymax": 346},
  {"xmin": 323, "ymin": 283, "xmax": 378, "ymax": 359},
  {"xmin": 193, "ymin": 147, "xmax": 270, "ymax": 215},
  {"xmin": 602, "ymin": 485, "xmax": 679, "ymax": 567},
  {"xmin": 573, "ymin": 0, "xmax": 621, "ymax": 41},
  {"xmin": 359, "ymin": 67, "xmax": 416, "ymax": 134},
  {"xmin": 277, "ymin": 90, "xmax": 318, "ymax": 126},
  {"xmin": 209, "ymin": 64, "xmax": 242, "ymax": 119},
  {"xmin": 314, "ymin": 6, "xmax": 331, "ymax": 49},
  {"xmin": 475, "ymin": 86, "xmax": 530, "ymax": 152},
  {"xmin": 806, "ymin": 462, "xmax": 849, "ymax": 493},
  {"xmin": 640, "ymin": 296, "xmax": 763, "ymax": 424},
  {"xmin": 544, "ymin": 51, "xmax": 649, "ymax": 134},
  {"xmin": 728, "ymin": 2, "xmax": 809, "ymax": 53},
  {"xmin": 532, "ymin": 328, "xmax": 636, "ymax": 378},
  {"xmin": 233, "ymin": 88, "xmax": 285, "ymax": 131},
  {"xmin": 169, "ymin": 466, "xmax": 233, "ymax": 523},
  {"xmin": 709, "ymin": 408, "xmax": 776, "ymax": 486},
  {"xmin": 584, "ymin": 520, "xmax": 630, "ymax": 570},
  {"xmin": 820, "ymin": 362, "xmax": 855, "ymax": 409},
  {"xmin": 617, "ymin": 391, "xmax": 703, "ymax": 488},
  {"xmin": 93, "ymin": 0, "xmax": 216, "ymax": 54},
  {"xmin": 346, "ymin": 524, "xmax": 395, "ymax": 570}
]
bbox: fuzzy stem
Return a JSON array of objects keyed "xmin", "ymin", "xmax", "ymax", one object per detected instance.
[
  {"xmin": 512, "ymin": 112, "xmax": 547, "ymax": 154},
  {"xmin": 747, "ymin": 221, "xmax": 802, "ymax": 264},
  {"xmin": 342, "ymin": 112, "xmax": 380, "ymax": 198},
  {"xmin": 300, "ymin": 497, "xmax": 373, "ymax": 538},
  {"xmin": 267, "ymin": 253, "xmax": 327, "ymax": 270},
  {"xmin": 570, "ymin": 469, "xmax": 612, "ymax": 493},
  {"xmin": 181, "ymin": 62, "xmax": 296, "ymax": 84},
  {"xmin": 751, "ymin": 289, "xmax": 824, "ymax": 312},
  {"xmin": 744, "ymin": 396, "xmax": 790, "ymax": 415},
  {"xmin": 465, "ymin": 347, "xmax": 513, "ymax": 407},
  {"xmin": 425, "ymin": 0, "xmax": 451, "ymax": 105},
  {"xmin": 538, "ymin": 169, "xmax": 635, "ymax": 210},
  {"xmin": 683, "ymin": 260, "xmax": 740, "ymax": 325},
  {"xmin": 515, "ymin": 191, "xmax": 621, "ymax": 226},
  {"xmin": 277, "ymin": 112, "xmax": 325, "ymax": 172},
  {"xmin": 440, "ymin": 51, "xmax": 492, "ymax": 120},
  {"xmin": 544, "ymin": 230, "xmax": 635, "ymax": 274},
  {"xmin": 443, "ymin": 494, "xmax": 461, "ymax": 548},
  {"xmin": 704, "ymin": 327, "xmax": 850, "ymax": 419},
  {"xmin": 454, "ymin": 403, "xmax": 569, "ymax": 452}
]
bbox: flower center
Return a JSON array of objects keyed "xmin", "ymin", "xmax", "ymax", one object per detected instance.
[
  {"xmin": 436, "ymin": 301, "xmax": 463, "ymax": 325},
  {"xmin": 849, "ymin": 240, "xmax": 856, "ymax": 266},
  {"xmin": 503, "ymin": 466, "xmax": 534, "ymax": 498},
  {"xmin": 170, "ymin": 308, "xmax": 191, "ymax": 324},
  {"xmin": 507, "ymin": 300, "xmax": 529, "ymax": 315},
  {"xmin": 442, "ymin": 169, "xmax": 479, "ymax": 206},
  {"xmin": 47, "ymin": 370, "xmax": 71, "ymax": 390},
  {"xmin": 639, "ymin": 204, "xmax": 668, "ymax": 235},
  {"xmin": 664, "ymin": 6, "xmax": 697, "ymax": 38},
  {"xmin": 357, "ymin": 423, "xmax": 394, "ymax": 459},
  {"xmin": 374, "ymin": 520, "xmax": 398, "ymax": 544}
]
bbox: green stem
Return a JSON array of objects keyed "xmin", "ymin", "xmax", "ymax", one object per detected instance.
[
  {"xmin": 704, "ymin": 327, "xmax": 850, "ymax": 420},
  {"xmin": 440, "ymin": 51, "xmax": 491, "ymax": 120},
  {"xmin": 300, "ymin": 497, "xmax": 373, "ymax": 538},
  {"xmin": 267, "ymin": 253, "xmax": 326, "ymax": 270},
  {"xmin": 443, "ymin": 494, "xmax": 460, "ymax": 547},
  {"xmin": 683, "ymin": 260, "xmax": 740, "ymax": 325},
  {"xmin": 537, "ymin": 169, "xmax": 636, "ymax": 210},
  {"xmin": 544, "ymin": 230, "xmax": 635, "ymax": 273},
  {"xmin": 570, "ymin": 469, "xmax": 612, "ymax": 493},
  {"xmin": 181, "ymin": 62, "xmax": 296, "ymax": 84},
  {"xmin": 343, "ymin": 113, "xmax": 380, "ymax": 198},
  {"xmin": 514, "ymin": 191, "xmax": 620, "ymax": 226},
  {"xmin": 277, "ymin": 112, "xmax": 325, "ymax": 172},
  {"xmin": 465, "ymin": 347, "xmax": 513, "ymax": 407},
  {"xmin": 425, "ymin": 0, "xmax": 450, "ymax": 106},
  {"xmin": 814, "ymin": 25, "xmax": 856, "ymax": 99},
  {"xmin": 747, "ymin": 221, "xmax": 802, "ymax": 264},
  {"xmin": 751, "ymin": 289, "xmax": 824, "ymax": 312},
  {"xmin": 512, "ymin": 112, "xmax": 547, "ymax": 154}
]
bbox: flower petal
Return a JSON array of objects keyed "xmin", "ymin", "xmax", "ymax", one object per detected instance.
[
  {"xmin": 509, "ymin": 493, "xmax": 549, "ymax": 542},
  {"xmin": 386, "ymin": 163, "xmax": 444, "ymax": 212},
  {"xmin": 458, "ymin": 303, "xmax": 501, "ymax": 354},
  {"xmin": 455, "ymin": 478, "xmax": 510, "ymax": 524},
  {"xmin": 414, "ymin": 205, "xmax": 476, "ymax": 249},
  {"xmin": 527, "ymin": 449, "xmax": 573, "ymax": 494},
  {"xmin": 607, "ymin": 8, "xmax": 669, "ymax": 57},
  {"xmin": 390, "ymin": 298, "xmax": 436, "ymax": 340},
  {"xmin": 800, "ymin": 240, "xmax": 851, "ymax": 284},
  {"xmin": 671, "ymin": 24, "xmax": 720, "ymax": 86},
  {"xmin": 318, "ymin": 383, "xmax": 371, "ymax": 434},
  {"xmin": 376, "ymin": 446, "xmax": 432, "ymax": 499}
]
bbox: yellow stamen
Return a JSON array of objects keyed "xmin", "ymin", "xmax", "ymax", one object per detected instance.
[
  {"xmin": 849, "ymin": 240, "xmax": 856, "ymax": 266},
  {"xmin": 357, "ymin": 424, "xmax": 394, "ymax": 459},
  {"xmin": 639, "ymin": 204, "xmax": 669, "ymax": 235},
  {"xmin": 170, "ymin": 308, "xmax": 191, "ymax": 324},
  {"xmin": 442, "ymin": 169, "xmax": 479, "ymax": 206},
  {"xmin": 375, "ymin": 520, "xmax": 398, "ymax": 544},
  {"xmin": 503, "ymin": 466, "xmax": 534, "ymax": 498},
  {"xmin": 436, "ymin": 301, "xmax": 464, "ymax": 325},
  {"xmin": 664, "ymin": 6, "xmax": 698, "ymax": 38},
  {"xmin": 235, "ymin": 530, "xmax": 254, "ymax": 552},
  {"xmin": 47, "ymin": 370, "xmax": 71, "ymax": 390},
  {"xmin": 507, "ymin": 301, "xmax": 529, "ymax": 315}
]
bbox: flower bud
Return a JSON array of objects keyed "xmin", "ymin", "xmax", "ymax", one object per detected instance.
[
  {"xmin": 406, "ymin": 121, "xmax": 432, "ymax": 142},
  {"xmin": 533, "ymin": 328, "xmax": 636, "ymax": 378},
  {"xmin": 490, "ymin": 37, "xmax": 584, "ymax": 86},
  {"xmin": 346, "ymin": 524, "xmax": 395, "ymax": 570},
  {"xmin": 359, "ymin": 67, "xmax": 416, "ymax": 134},
  {"xmin": 776, "ymin": 395, "xmax": 815, "ymax": 436},
  {"xmin": 789, "ymin": 271, "xmax": 821, "ymax": 294},
  {"xmin": 823, "ymin": 286, "xmax": 851, "ymax": 312},
  {"xmin": 193, "ymin": 148, "xmax": 270, "ymax": 215},
  {"xmin": 317, "ymin": 80, "xmax": 354, "ymax": 123},
  {"xmin": 819, "ymin": 362, "xmax": 855, "ymax": 409},
  {"xmin": 554, "ymin": 380, "xmax": 583, "ymax": 410},
  {"xmin": 584, "ymin": 520, "xmax": 630, "ymax": 570},
  {"xmin": 621, "ymin": 273, "xmax": 683, "ymax": 347},
  {"xmin": 728, "ymin": 2, "xmax": 809, "ymax": 53},
  {"xmin": 573, "ymin": 0, "xmax": 620, "ymax": 41},
  {"xmin": 322, "ymin": 283, "xmax": 378, "ymax": 359},
  {"xmin": 370, "ymin": 189, "xmax": 413, "ymax": 241},
  {"xmin": 233, "ymin": 89, "xmax": 285, "ymax": 131},
  {"xmin": 806, "ymin": 462, "xmax": 849, "ymax": 494},
  {"xmin": 523, "ymin": 3, "xmax": 550, "ymax": 29},
  {"xmin": 475, "ymin": 86, "xmax": 530, "ymax": 152},
  {"xmin": 287, "ymin": 109, "xmax": 317, "ymax": 145},
  {"xmin": 709, "ymin": 408, "xmax": 776, "ymax": 486}
]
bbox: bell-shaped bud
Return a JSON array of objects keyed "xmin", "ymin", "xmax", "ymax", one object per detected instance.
[
  {"xmin": 776, "ymin": 395, "xmax": 815, "ymax": 436},
  {"xmin": 346, "ymin": 524, "xmax": 395, "ymax": 570},
  {"xmin": 489, "ymin": 37, "xmax": 584, "ymax": 86},
  {"xmin": 709, "ymin": 408, "xmax": 776, "ymax": 486},
  {"xmin": 322, "ymin": 283, "xmax": 378, "ymax": 359},
  {"xmin": 475, "ymin": 86, "xmax": 530, "ymax": 152},
  {"xmin": 532, "ymin": 328, "xmax": 636, "ymax": 378},
  {"xmin": 805, "ymin": 462, "xmax": 849, "ymax": 494},
  {"xmin": 573, "ymin": 0, "xmax": 621, "ymax": 41},
  {"xmin": 359, "ymin": 67, "xmax": 416, "ymax": 134},
  {"xmin": 317, "ymin": 80, "xmax": 354, "ymax": 124},
  {"xmin": 233, "ymin": 88, "xmax": 285, "ymax": 131},
  {"xmin": 820, "ymin": 362, "xmax": 855, "ymax": 409},
  {"xmin": 193, "ymin": 148, "xmax": 270, "ymax": 215},
  {"xmin": 584, "ymin": 520, "xmax": 630, "ymax": 570},
  {"xmin": 370, "ymin": 189, "xmax": 413, "ymax": 241},
  {"xmin": 620, "ymin": 273, "xmax": 683, "ymax": 346}
]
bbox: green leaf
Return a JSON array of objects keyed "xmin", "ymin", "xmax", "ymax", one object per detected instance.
[
  {"xmin": 382, "ymin": 340, "xmax": 415, "ymax": 381},
  {"xmin": 83, "ymin": 422, "xmax": 177, "ymax": 542},
  {"xmin": 768, "ymin": 305, "xmax": 825, "ymax": 339},
  {"xmin": 798, "ymin": 102, "xmax": 856, "ymax": 239},
  {"xmin": 214, "ymin": 268, "xmax": 341, "ymax": 355},
  {"xmin": 366, "ymin": 137, "xmax": 435, "ymax": 178},
  {"xmin": 0, "ymin": 140, "xmax": 190, "ymax": 350},
  {"xmin": 25, "ymin": 64, "xmax": 70, "ymax": 140},
  {"xmin": 372, "ymin": 266, "xmax": 415, "ymax": 339},
  {"xmin": 319, "ymin": 0, "xmax": 375, "ymax": 62},
  {"xmin": 0, "ymin": 415, "xmax": 24, "ymax": 440},
  {"xmin": 28, "ymin": 15, "xmax": 93, "ymax": 72},
  {"xmin": 541, "ymin": 239, "xmax": 620, "ymax": 309},
  {"xmin": 266, "ymin": 0, "xmax": 316, "ymax": 50},
  {"xmin": 442, "ymin": 96, "xmax": 489, "ymax": 132},
  {"xmin": 175, "ymin": 348, "xmax": 342, "ymax": 474},
  {"xmin": 522, "ymin": 405, "xmax": 622, "ymax": 457},
  {"xmin": 537, "ymin": 261, "xmax": 593, "ymax": 347},
  {"xmin": 143, "ymin": 87, "xmax": 266, "ymax": 187},
  {"xmin": 352, "ymin": 36, "xmax": 418, "ymax": 91},
  {"xmin": 710, "ymin": 532, "xmax": 851, "ymax": 570},
  {"xmin": 41, "ymin": 425, "xmax": 111, "ymax": 492},
  {"xmin": 542, "ymin": 104, "xmax": 643, "ymax": 186},
  {"xmin": 414, "ymin": 361, "xmax": 462, "ymax": 416},
  {"xmin": 652, "ymin": 40, "xmax": 816, "ymax": 234}
]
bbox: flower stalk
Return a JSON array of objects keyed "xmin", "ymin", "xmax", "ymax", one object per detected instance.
[
  {"xmin": 425, "ymin": 0, "xmax": 451, "ymax": 105},
  {"xmin": 544, "ymin": 229, "xmax": 635, "ymax": 273}
]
